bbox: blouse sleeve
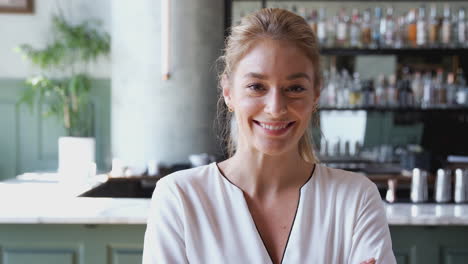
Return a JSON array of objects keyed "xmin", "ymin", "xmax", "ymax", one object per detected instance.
[
  {"xmin": 142, "ymin": 178, "xmax": 189, "ymax": 264},
  {"xmin": 347, "ymin": 183, "xmax": 397, "ymax": 264}
]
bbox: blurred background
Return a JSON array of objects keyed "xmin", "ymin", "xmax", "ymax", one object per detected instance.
[{"xmin": 1, "ymin": 0, "xmax": 468, "ymax": 263}]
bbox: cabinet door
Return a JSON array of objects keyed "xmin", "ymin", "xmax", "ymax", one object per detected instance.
[{"xmin": 390, "ymin": 226, "xmax": 468, "ymax": 264}]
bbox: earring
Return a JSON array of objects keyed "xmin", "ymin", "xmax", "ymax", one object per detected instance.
[{"xmin": 228, "ymin": 106, "xmax": 234, "ymax": 113}]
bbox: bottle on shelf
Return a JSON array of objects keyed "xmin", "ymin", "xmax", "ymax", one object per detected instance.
[
  {"xmin": 349, "ymin": 72, "xmax": 362, "ymax": 107},
  {"xmin": 379, "ymin": 7, "xmax": 387, "ymax": 47},
  {"xmin": 362, "ymin": 79, "xmax": 376, "ymax": 107},
  {"xmin": 428, "ymin": 5, "xmax": 440, "ymax": 47},
  {"xmin": 457, "ymin": 8, "xmax": 467, "ymax": 47},
  {"xmin": 317, "ymin": 8, "xmax": 327, "ymax": 46},
  {"xmin": 384, "ymin": 7, "xmax": 396, "ymax": 47},
  {"xmin": 327, "ymin": 67, "xmax": 338, "ymax": 106},
  {"xmin": 375, "ymin": 74, "xmax": 387, "ymax": 106},
  {"xmin": 308, "ymin": 9, "xmax": 318, "ymax": 34},
  {"xmin": 411, "ymin": 72, "xmax": 424, "ymax": 106},
  {"xmin": 350, "ymin": 8, "xmax": 362, "ymax": 48},
  {"xmin": 441, "ymin": 5, "xmax": 452, "ymax": 47},
  {"xmin": 361, "ymin": 9, "xmax": 372, "ymax": 48},
  {"xmin": 407, "ymin": 9, "xmax": 417, "ymax": 47},
  {"xmin": 397, "ymin": 68, "xmax": 415, "ymax": 107},
  {"xmin": 297, "ymin": 7, "xmax": 307, "ymax": 20},
  {"xmin": 372, "ymin": 7, "xmax": 382, "ymax": 48},
  {"xmin": 336, "ymin": 8, "xmax": 350, "ymax": 47},
  {"xmin": 434, "ymin": 69, "xmax": 446, "ymax": 106},
  {"xmin": 337, "ymin": 69, "xmax": 351, "ymax": 107},
  {"xmin": 327, "ymin": 15, "xmax": 338, "ymax": 48},
  {"xmin": 446, "ymin": 72, "xmax": 457, "ymax": 106},
  {"xmin": 387, "ymin": 74, "xmax": 398, "ymax": 107},
  {"xmin": 416, "ymin": 6, "xmax": 427, "ymax": 47},
  {"xmin": 456, "ymin": 68, "xmax": 467, "ymax": 105},
  {"xmin": 320, "ymin": 70, "xmax": 330, "ymax": 106},
  {"xmin": 422, "ymin": 72, "xmax": 434, "ymax": 108},
  {"xmin": 394, "ymin": 15, "xmax": 407, "ymax": 48}
]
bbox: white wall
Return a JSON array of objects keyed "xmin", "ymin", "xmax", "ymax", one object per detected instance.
[{"xmin": 0, "ymin": 0, "xmax": 111, "ymax": 78}]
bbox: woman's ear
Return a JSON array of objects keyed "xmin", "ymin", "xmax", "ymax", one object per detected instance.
[{"xmin": 221, "ymin": 74, "xmax": 232, "ymax": 107}]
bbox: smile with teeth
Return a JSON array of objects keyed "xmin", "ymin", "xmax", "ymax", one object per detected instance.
[{"xmin": 255, "ymin": 121, "xmax": 294, "ymax": 131}]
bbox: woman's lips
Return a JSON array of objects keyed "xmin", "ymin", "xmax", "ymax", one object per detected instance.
[{"xmin": 253, "ymin": 120, "xmax": 295, "ymax": 136}]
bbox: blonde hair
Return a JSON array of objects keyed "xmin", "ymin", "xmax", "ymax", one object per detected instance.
[{"xmin": 217, "ymin": 8, "xmax": 322, "ymax": 163}]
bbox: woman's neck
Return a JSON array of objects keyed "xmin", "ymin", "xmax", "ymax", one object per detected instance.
[{"xmin": 219, "ymin": 148, "xmax": 314, "ymax": 200}]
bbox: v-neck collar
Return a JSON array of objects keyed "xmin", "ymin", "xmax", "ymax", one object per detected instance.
[{"xmin": 213, "ymin": 162, "xmax": 317, "ymax": 264}]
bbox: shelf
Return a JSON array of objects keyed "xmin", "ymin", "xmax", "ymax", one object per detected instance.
[
  {"xmin": 318, "ymin": 106, "xmax": 468, "ymax": 112},
  {"xmin": 320, "ymin": 47, "xmax": 468, "ymax": 56}
]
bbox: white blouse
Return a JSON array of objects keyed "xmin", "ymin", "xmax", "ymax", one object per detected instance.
[{"xmin": 143, "ymin": 162, "xmax": 396, "ymax": 264}]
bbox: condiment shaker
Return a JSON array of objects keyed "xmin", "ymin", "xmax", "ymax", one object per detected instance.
[
  {"xmin": 435, "ymin": 169, "xmax": 452, "ymax": 203},
  {"xmin": 386, "ymin": 178, "xmax": 398, "ymax": 203},
  {"xmin": 454, "ymin": 169, "xmax": 468, "ymax": 203},
  {"xmin": 411, "ymin": 168, "xmax": 428, "ymax": 203}
]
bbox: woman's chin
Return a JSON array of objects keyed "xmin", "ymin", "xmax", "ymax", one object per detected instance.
[{"xmin": 253, "ymin": 141, "xmax": 295, "ymax": 156}]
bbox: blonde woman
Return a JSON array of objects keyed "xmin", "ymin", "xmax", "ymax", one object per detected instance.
[{"xmin": 143, "ymin": 8, "xmax": 395, "ymax": 264}]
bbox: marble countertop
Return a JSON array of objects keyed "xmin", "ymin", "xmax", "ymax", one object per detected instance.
[{"xmin": 1, "ymin": 173, "xmax": 468, "ymax": 225}]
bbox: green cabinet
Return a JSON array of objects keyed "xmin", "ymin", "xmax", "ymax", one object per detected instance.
[
  {"xmin": 1, "ymin": 224, "xmax": 468, "ymax": 263},
  {"xmin": 0, "ymin": 224, "xmax": 144, "ymax": 264},
  {"xmin": 391, "ymin": 226, "xmax": 468, "ymax": 264}
]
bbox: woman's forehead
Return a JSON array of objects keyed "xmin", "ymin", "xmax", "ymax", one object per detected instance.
[{"xmin": 235, "ymin": 39, "xmax": 315, "ymax": 78}]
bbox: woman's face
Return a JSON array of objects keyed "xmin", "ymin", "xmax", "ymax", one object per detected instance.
[{"xmin": 223, "ymin": 38, "xmax": 318, "ymax": 156}]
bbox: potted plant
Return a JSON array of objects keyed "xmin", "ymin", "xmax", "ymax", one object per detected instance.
[{"xmin": 16, "ymin": 14, "xmax": 110, "ymax": 181}]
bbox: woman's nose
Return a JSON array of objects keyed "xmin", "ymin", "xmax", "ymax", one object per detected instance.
[{"xmin": 264, "ymin": 89, "xmax": 287, "ymax": 117}]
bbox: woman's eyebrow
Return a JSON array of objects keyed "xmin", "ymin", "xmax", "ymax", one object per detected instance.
[
  {"xmin": 244, "ymin": 72, "xmax": 311, "ymax": 81},
  {"xmin": 244, "ymin": 72, "xmax": 267, "ymax": 79},
  {"xmin": 287, "ymin": 72, "xmax": 311, "ymax": 81}
]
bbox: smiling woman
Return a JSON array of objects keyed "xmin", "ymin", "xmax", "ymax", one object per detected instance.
[{"xmin": 143, "ymin": 8, "xmax": 396, "ymax": 264}]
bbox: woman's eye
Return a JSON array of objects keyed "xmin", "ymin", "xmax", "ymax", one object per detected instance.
[
  {"xmin": 247, "ymin": 83, "xmax": 265, "ymax": 91},
  {"xmin": 286, "ymin": 85, "xmax": 306, "ymax": 93}
]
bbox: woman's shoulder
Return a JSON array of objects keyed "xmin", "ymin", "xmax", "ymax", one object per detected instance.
[
  {"xmin": 316, "ymin": 164, "xmax": 376, "ymax": 193},
  {"xmin": 155, "ymin": 162, "xmax": 217, "ymax": 193}
]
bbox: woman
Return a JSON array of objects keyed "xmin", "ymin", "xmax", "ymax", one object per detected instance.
[{"xmin": 143, "ymin": 8, "xmax": 395, "ymax": 264}]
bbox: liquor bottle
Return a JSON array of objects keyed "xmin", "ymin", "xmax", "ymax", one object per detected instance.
[
  {"xmin": 327, "ymin": 15, "xmax": 338, "ymax": 47},
  {"xmin": 455, "ymin": 68, "xmax": 467, "ymax": 105},
  {"xmin": 384, "ymin": 7, "xmax": 395, "ymax": 47},
  {"xmin": 327, "ymin": 67, "xmax": 338, "ymax": 106},
  {"xmin": 361, "ymin": 9, "xmax": 372, "ymax": 47},
  {"xmin": 457, "ymin": 8, "xmax": 467, "ymax": 47},
  {"xmin": 337, "ymin": 70, "xmax": 351, "ymax": 107},
  {"xmin": 375, "ymin": 74, "xmax": 387, "ymax": 106},
  {"xmin": 417, "ymin": 6, "xmax": 427, "ymax": 46},
  {"xmin": 308, "ymin": 9, "xmax": 318, "ymax": 34},
  {"xmin": 422, "ymin": 72, "xmax": 434, "ymax": 108},
  {"xmin": 407, "ymin": 9, "xmax": 417, "ymax": 47},
  {"xmin": 350, "ymin": 9, "xmax": 362, "ymax": 48},
  {"xmin": 362, "ymin": 80, "xmax": 376, "ymax": 107},
  {"xmin": 372, "ymin": 7, "xmax": 382, "ymax": 48},
  {"xmin": 441, "ymin": 5, "xmax": 452, "ymax": 46},
  {"xmin": 397, "ymin": 80, "xmax": 414, "ymax": 107},
  {"xmin": 446, "ymin": 73, "xmax": 457, "ymax": 106},
  {"xmin": 379, "ymin": 7, "xmax": 387, "ymax": 47},
  {"xmin": 337, "ymin": 9, "xmax": 350, "ymax": 47},
  {"xmin": 317, "ymin": 8, "xmax": 327, "ymax": 46},
  {"xmin": 412, "ymin": 72, "xmax": 424, "ymax": 106},
  {"xmin": 434, "ymin": 69, "xmax": 446, "ymax": 106},
  {"xmin": 349, "ymin": 72, "xmax": 362, "ymax": 107},
  {"xmin": 387, "ymin": 74, "xmax": 398, "ymax": 107},
  {"xmin": 298, "ymin": 7, "xmax": 307, "ymax": 20},
  {"xmin": 394, "ymin": 15, "xmax": 406, "ymax": 48},
  {"xmin": 320, "ymin": 70, "xmax": 330, "ymax": 106},
  {"xmin": 428, "ymin": 5, "xmax": 439, "ymax": 47}
]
